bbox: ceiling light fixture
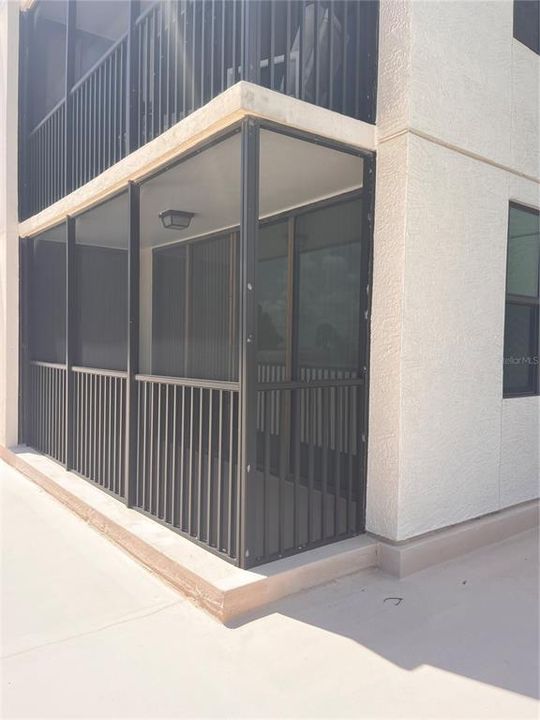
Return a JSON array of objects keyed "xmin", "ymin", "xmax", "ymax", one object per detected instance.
[{"xmin": 159, "ymin": 209, "xmax": 195, "ymax": 230}]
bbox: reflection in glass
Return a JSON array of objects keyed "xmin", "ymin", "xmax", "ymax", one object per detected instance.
[
  {"xmin": 257, "ymin": 221, "xmax": 288, "ymax": 380},
  {"xmin": 507, "ymin": 205, "xmax": 540, "ymax": 298},
  {"xmin": 504, "ymin": 204, "xmax": 540, "ymax": 396},
  {"xmin": 296, "ymin": 199, "xmax": 362, "ymax": 378},
  {"xmin": 503, "ymin": 303, "xmax": 537, "ymax": 394}
]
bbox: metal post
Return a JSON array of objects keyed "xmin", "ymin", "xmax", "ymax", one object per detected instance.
[
  {"xmin": 126, "ymin": 0, "xmax": 140, "ymax": 154},
  {"xmin": 241, "ymin": 0, "xmax": 259, "ymax": 84},
  {"xmin": 19, "ymin": 237, "xmax": 32, "ymax": 444},
  {"xmin": 238, "ymin": 117, "xmax": 259, "ymax": 567},
  {"xmin": 358, "ymin": 0, "xmax": 379, "ymax": 123},
  {"xmin": 65, "ymin": 216, "xmax": 75, "ymax": 469},
  {"xmin": 64, "ymin": 0, "xmax": 76, "ymax": 195},
  {"xmin": 125, "ymin": 181, "xmax": 140, "ymax": 507},
  {"xmin": 18, "ymin": 11, "xmax": 31, "ymax": 220},
  {"xmin": 356, "ymin": 153, "xmax": 376, "ymax": 530}
]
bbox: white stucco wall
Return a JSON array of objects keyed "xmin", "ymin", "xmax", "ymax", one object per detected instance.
[
  {"xmin": 0, "ymin": 0, "xmax": 19, "ymax": 448},
  {"xmin": 368, "ymin": 0, "xmax": 540, "ymax": 540}
]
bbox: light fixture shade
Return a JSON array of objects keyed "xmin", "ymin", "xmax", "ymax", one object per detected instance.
[{"xmin": 159, "ymin": 209, "xmax": 195, "ymax": 230}]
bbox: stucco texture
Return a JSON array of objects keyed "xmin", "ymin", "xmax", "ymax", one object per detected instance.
[
  {"xmin": 369, "ymin": 133, "xmax": 540, "ymax": 541},
  {"xmin": 369, "ymin": 0, "xmax": 539, "ymax": 541}
]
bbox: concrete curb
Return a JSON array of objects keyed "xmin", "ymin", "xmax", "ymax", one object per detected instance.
[
  {"xmin": 0, "ymin": 445, "xmax": 378, "ymax": 623},
  {"xmin": 0, "ymin": 445, "xmax": 227, "ymax": 618}
]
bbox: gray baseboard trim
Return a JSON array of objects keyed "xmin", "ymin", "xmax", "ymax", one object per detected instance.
[{"xmin": 374, "ymin": 501, "xmax": 539, "ymax": 578}]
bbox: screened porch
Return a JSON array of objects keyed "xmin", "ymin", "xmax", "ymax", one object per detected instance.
[{"xmin": 20, "ymin": 120, "xmax": 373, "ymax": 568}]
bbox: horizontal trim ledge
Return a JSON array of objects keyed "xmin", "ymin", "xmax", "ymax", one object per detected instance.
[
  {"xmin": 377, "ymin": 126, "xmax": 540, "ymax": 185},
  {"xmin": 19, "ymin": 82, "xmax": 376, "ymax": 239}
]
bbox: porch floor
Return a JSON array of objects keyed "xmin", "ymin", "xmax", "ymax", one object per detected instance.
[{"xmin": 1, "ymin": 458, "xmax": 538, "ymax": 718}]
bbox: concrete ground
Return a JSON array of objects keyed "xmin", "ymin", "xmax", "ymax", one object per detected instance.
[{"xmin": 0, "ymin": 460, "xmax": 538, "ymax": 719}]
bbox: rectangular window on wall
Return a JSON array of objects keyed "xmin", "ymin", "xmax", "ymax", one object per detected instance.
[
  {"xmin": 29, "ymin": 224, "xmax": 66, "ymax": 363},
  {"xmin": 74, "ymin": 192, "xmax": 129, "ymax": 371},
  {"xmin": 503, "ymin": 203, "xmax": 540, "ymax": 396}
]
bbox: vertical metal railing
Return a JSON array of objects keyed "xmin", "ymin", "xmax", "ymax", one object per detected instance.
[
  {"xmin": 70, "ymin": 39, "xmax": 128, "ymax": 191},
  {"xmin": 134, "ymin": 377, "xmax": 240, "ymax": 561},
  {"xmin": 28, "ymin": 362, "xmax": 67, "ymax": 465},
  {"xmin": 21, "ymin": 0, "xmax": 378, "ymax": 220},
  {"xmin": 255, "ymin": 0, "xmax": 377, "ymax": 119},
  {"xmin": 135, "ymin": 0, "xmax": 243, "ymax": 145},
  {"xmin": 71, "ymin": 368, "xmax": 127, "ymax": 497},
  {"xmin": 26, "ymin": 104, "xmax": 66, "ymax": 217},
  {"xmin": 255, "ymin": 378, "xmax": 364, "ymax": 564}
]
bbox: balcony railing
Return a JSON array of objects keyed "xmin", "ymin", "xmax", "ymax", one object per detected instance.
[{"xmin": 20, "ymin": 0, "xmax": 378, "ymax": 219}]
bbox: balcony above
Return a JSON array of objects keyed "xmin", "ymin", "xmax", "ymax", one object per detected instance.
[{"xmin": 19, "ymin": 0, "xmax": 379, "ymax": 220}]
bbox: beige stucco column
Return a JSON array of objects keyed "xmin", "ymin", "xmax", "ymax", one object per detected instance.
[
  {"xmin": 0, "ymin": 0, "xmax": 19, "ymax": 448},
  {"xmin": 367, "ymin": 0, "xmax": 539, "ymax": 543}
]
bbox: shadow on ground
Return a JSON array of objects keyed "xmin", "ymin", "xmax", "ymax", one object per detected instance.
[{"xmin": 231, "ymin": 528, "xmax": 540, "ymax": 700}]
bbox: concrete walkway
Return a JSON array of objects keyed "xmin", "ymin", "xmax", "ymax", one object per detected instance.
[{"xmin": 1, "ymin": 460, "xmax": 538, "ymax": 719}]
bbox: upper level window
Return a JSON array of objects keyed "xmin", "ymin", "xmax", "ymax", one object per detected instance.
[
  {"xmin": 503, "ymin": 203, "xmax": 540, "ymax": 397},
  {"xmin": 514, "ymin": 0, "xmax": 540, "ymax": 54}
]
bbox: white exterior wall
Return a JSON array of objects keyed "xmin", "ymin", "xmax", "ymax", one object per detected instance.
[
  {"xmin": 368, "ymin": 0, "xmax": 540, "ymax": 541},
  {"xmin": 0, "ymin": 0, "xmax": 19, "ymax": 448}
]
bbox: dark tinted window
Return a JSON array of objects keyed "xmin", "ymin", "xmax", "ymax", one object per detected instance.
[
  {"xmin": 514, "ymin": 0, "xmax": 540, "ymax": 54},
  {"xmin": 74, "ymin": 193, "xmax": 128, "ymax": 371},
  {"xmin": 257, "ymin": 221, "xmax": 288, "ymax": 377},
  {"xmin": 30, "ymin": 224, "xmax": 66, "ymax": 363},
  {"xmin": 296, "ymin": 199, "xmax": 363, "ymax": 378},
  {"xmin": 503, "ymin": 203, "xmax": 540, "ymax": 396}
]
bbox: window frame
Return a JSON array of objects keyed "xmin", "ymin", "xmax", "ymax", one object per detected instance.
[{"xmin": 503, "ymin": 201, "xmax": 540, "ymax": 398}]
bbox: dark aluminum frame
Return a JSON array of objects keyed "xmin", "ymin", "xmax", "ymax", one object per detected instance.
[
  {"xmin": 503, "ymin": 201, "xmax": 540, "ymax": 399},
  {"xmin": 19, "ymin": 118, "xmax": 375, "ymax": 569}
]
